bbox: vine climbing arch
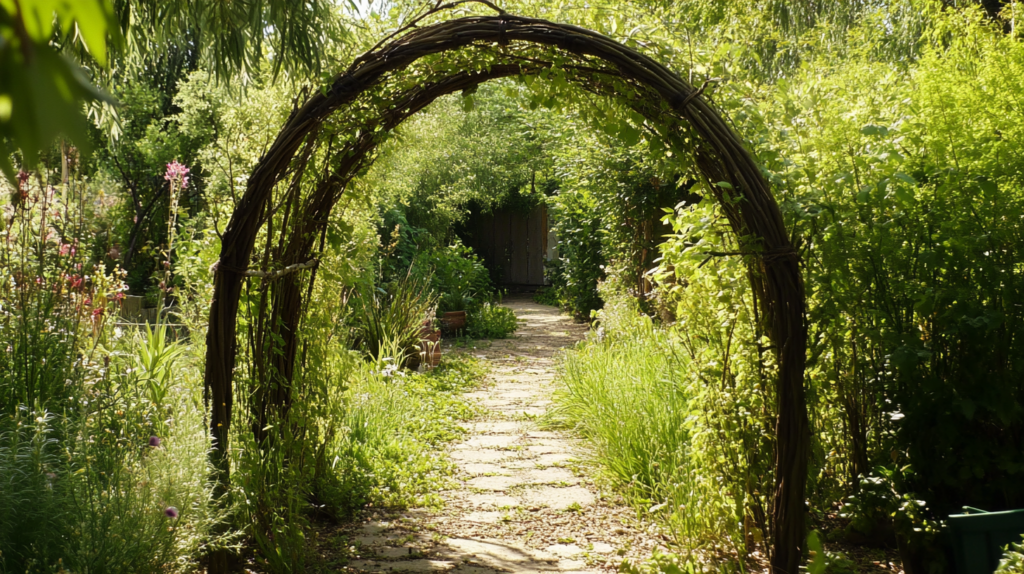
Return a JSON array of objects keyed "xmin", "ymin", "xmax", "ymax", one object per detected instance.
[{"xmin": 202, "ymin": 9, "xmax": 809, "ymax": 574}]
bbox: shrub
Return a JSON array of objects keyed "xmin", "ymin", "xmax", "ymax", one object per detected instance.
[
  {"xmin": 467, "ymin": 302, "xmax": 519, "ymax": 339},
  {"xmin": 412, "ymin": 240, "xmax": 493, "ymax": 306},
  {"xmin": 746, "ymin": 7, "xmax": 1024, "ymax": 517},
  {"xmin": 544, "ymin": 191, "xmax": 604, "ymax": 320},
  {"xmin": 532, "ymin": 286, "xmax": 559, "ymax": 307},
  {"xmin": 998, "ymin": 537, "xmax": 1024, "ymax": 574}
]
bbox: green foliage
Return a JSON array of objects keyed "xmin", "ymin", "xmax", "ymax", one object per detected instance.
[
  {"xmin": 415, "ymin": 241, "xmax": 493, "ymax": 303},
  {"xmin": 109, "ymin": 0, "xmax": 343, "ymax": 81},
  {"xmin": 544, "ymin": 189, "xmax": 605, "ymax": 319},
  {"xmin": 318, "ymin": 356, "xmax": 483, "ymax": 517},
  {"xmin": 0, "ymin": 166, "xmax": 229, "ymax": 573},
  {"xmin": 805, "ymin": 530, "xmax": 856, "ymax": 574},
  {"xmin": 0, "ymin": 331, "xmax": 231, "ymax": 574},
  {"xmin": 545, "ymin": 305, "xmax": 747, "ymax": 562},
  {"xmin": 96, "ymin": 72, "xmax": 220, "ymax": 294},
  {"xmin": 437, "ymin": 290, "xmax": 471, "ymax": 314},
  {"xmin": 532, "ymin": 286, "xmax": 559, "ymax": 307},
  {"xmin": 744, "ymin": 3, "xmax": 1024, "ymax": 518},
  {"xmin": 362, "ymin": 84, "xmax": 545, "ymax": 239},
  {"xmin": 466, "ymin": 302, "xmax": 519, "ymax": 339},
  {"xmin": 0, "ymin": 0, "xmax": 116, "ymax": 182},
  {"xmin": 349, "ymin": 274, "xmax": 435, "ymax": 363},
  {"xmin": 619, "ymin": 546, "xmax": 745, "ymax": 574},
  {"xmin": 10, "ymin": 1, "xmax": 1024, "ymax": 572},
  {"xmin": 543, "ymin": 127, "xmax": 681, "ymax": 315},
  {"xmin": 998, "ymin": 537, "xmax": 1024, "ymax": 574},
  {"xmin": 0, "ymin": 409, "xmax": 67, "ymax": 572},
  {"xmin": 135, "ymin": 323, "xmax": 185, "ymax": 419}
]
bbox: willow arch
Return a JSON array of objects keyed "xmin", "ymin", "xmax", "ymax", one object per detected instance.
[{"xmin": 203, "ymin": 11, "xmax": 809, "ymax": 573}]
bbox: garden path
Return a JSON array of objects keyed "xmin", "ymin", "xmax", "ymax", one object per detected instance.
[{"xmin": 326, "ymin": 296, "xmax": 662, "ymax": 573}]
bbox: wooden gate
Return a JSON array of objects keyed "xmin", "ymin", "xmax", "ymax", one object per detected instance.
[{"xmin": 465, "ymin": 206, "xmax": 549, "ymax": 286}]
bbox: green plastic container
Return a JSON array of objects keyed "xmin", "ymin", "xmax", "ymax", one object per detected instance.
[{"xmin": 948, "ymin": 507, "xmax": 1024, "ymax": 574}]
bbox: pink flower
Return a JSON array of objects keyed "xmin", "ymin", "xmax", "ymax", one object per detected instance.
[
  {"xmin": 164, "ymin": 507, "xmax": 179, "ymax": 519},
  {"xmin": 113, "ymin": 292, "xmax": 125, "ymax": 302},
  {"xmin": 58, "ymin": 243, "xmax": 75, "ymax": 257},
  {"xmin": 16, "ymin": 170, "xmax": 29, "ymax": 199},
  {"xmin": 164, "ymin": 161, "xmax": 190, "ymax": 190}
]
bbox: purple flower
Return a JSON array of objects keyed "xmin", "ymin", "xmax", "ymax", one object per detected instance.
[
  {"xmin": 163, "ymin": 161, "xmax": 190, "ymax": 190},
  {"xmin": 164, "ymin": 507, "xmax": 179, "ymax": 519},
  {"xmin": 149, "ymin": 436, "xmax": 161, "ymax": 447}
]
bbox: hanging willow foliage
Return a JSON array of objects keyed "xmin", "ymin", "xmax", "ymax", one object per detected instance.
[{"xmin": 202, "ymin": 7, "xmax": 808, "ymax": 574}]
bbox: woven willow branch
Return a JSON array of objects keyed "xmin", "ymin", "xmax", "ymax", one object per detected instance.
[{"xmin": 203, "ymin": 13, "xmax": 809, "ymax": 574}]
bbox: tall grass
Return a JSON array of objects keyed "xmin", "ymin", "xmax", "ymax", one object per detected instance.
[{"xmin": 545, "ymin": 299, "xmax": 746, "ymax": 565}]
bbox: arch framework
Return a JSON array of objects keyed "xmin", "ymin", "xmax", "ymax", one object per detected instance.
[{"xmin": 203, "ymin": 13, "xmax": 809, "ymax": 574}]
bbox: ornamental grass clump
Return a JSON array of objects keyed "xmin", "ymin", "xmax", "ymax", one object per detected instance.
[
  {"xmin": 349, "ymin": 273, "xmax": 435, "ymax": 363},
  {"xmin": 546, "ymin": 295, "xmax": 750, "ymax": 565}
]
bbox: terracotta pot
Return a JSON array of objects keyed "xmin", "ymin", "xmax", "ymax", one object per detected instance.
[{"xmin": 441, "ymin": 310, "xmax": 466, "ymax": 334}]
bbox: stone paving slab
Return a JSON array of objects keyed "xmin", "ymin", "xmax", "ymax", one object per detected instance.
[
  {"xmin": 465, "ymin": 493, "xmax": 521, "ymax": 508},
  {"xmin": 467, "ymin": 476, "xmax": 522, "ymax": 491},
  {"xmin": 521, "ymin": 486, "xmax": 596, "ymax": 510},
  {"xmin": 450, "ymin": 450, "xmax": 508, "ymax": 463},
  {"xmin": 462, "ymin": 463, "xmax": 511, "ymax": 475},
  {"xmin": 457, "ymin": 435, "xmax": 521, "ymax": 449}
]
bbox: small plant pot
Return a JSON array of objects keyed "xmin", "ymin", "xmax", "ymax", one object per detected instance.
[{"xmin": 441, "ymin": 310, "xmax": 466, "ymax": 334}]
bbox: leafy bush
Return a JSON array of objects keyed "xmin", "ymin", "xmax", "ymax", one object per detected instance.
[
  {"xmin": 532, "ymin": 286, "xmax": 559, "ymax": 307},
  {"xmin": 413, "ymin": 240, "xmax": 492, "ymax": 306},
  {"xmin": 746, "ymin": 6, "xmax": 1024, "ymax": 518},
  {"xmin": 467, "ymin": 302, "xmax": 519, "ymax": 339},
  {"xmin": 998, "ymin": 537, "xmax": 1024, "ymax": 574},
  {"xmin": 544, "ymin": 191, "xmax": 604, "ymax": 320}
]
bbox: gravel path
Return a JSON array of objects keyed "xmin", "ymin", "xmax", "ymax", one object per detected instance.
[{"xmin": 319, "ymin": 296, "xmax": 663, "ymax": 573}]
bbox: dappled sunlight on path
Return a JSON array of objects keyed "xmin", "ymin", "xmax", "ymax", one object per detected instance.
[{"xmin": 318, "ymin": 296, "xmax": 666, "ymax": 573}]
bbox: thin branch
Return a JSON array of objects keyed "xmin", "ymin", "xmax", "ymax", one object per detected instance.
[{"xmin": 211, "ymin": 258, "xmax": 320, "ymax": 281}]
